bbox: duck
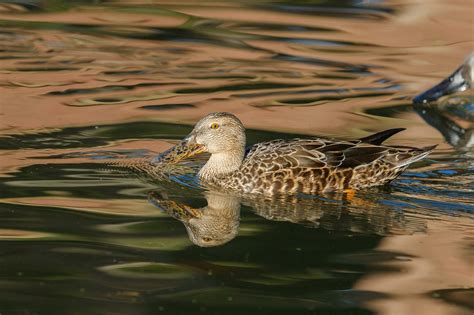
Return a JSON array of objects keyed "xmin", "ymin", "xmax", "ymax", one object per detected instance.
[
  {"xmin": 154, "ymin": 112, "xmax": 436, "ymax": 195},
  {"xmin": 413, "ymin": 53, "xmax": 473, "ymax": 105},
  {"xmin": 413, "ymin": 52, "xmax": 473, "ymax": 148}
]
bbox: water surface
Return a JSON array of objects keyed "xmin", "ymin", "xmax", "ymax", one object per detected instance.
[{"xmin": 0, "ymin": 1, "xmax": 473, "ymax": 314}]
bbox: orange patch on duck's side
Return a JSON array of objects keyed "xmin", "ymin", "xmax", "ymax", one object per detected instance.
[{"xmin": 344, "ymin": 188, "xmax": 356, "ymax": 201}]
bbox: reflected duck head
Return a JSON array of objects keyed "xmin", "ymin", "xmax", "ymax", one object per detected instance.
[
  {"xmin": 183, "ymin": 192, "xmax": 241, "ymax": 247},
  {"xmin": 149, "ymin": 190, "xmax": 241, "ymax": 247}
]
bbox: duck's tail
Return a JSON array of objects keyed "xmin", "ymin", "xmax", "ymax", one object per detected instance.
[{"xmin": 396, "ymin": 145, "xmax": 438, "ymax": 168}]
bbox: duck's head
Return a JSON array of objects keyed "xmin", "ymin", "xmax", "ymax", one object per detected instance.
[
  {"xmin": 154, "ymin": 112, "xmax": 246, "ymax": 164},
  {"xmin": 413, "ymin": 53, "xmax": 473, "ymax": 104},
  {"xmin": 185, "ymin": 112, "xmax": 246, "ymax": 154}
]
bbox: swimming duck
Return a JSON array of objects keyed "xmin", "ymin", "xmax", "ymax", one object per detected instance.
[
  {"xmin": 154, "ymin": 112, "xmax": 436, "ymax": 195},
  {"xmin": 413, "ymin": 53, "xmax": 473, "ymax": 148}
]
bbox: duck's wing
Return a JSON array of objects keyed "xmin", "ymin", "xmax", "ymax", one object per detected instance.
[
  {"xmin": 243, "ymin": 133, "xmax": 434, "ymax": 173},
  {"xmin": 358, "ymin": 128, "xmax": 406, "ymax": 145},
  {"xmin": 324, "ymin": 142, "xmax": 435, "ymax": 169},
  {"xmin": 243, "ymin": 138, "xmax": 348, "ymax": 172},
  {"xmin": 243, "ymin": 138, "xmax": 327, "ymax": 171}
]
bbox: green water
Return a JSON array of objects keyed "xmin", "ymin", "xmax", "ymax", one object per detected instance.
[{"xmin": 0, "ymin": 1, "xmax": 473, "ymax": 314}]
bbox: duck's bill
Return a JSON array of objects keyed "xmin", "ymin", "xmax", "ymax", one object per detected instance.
[
  {"xmin": 152, "ymin": 140, "xmax": 206, "ymax": 164},
  {"xmin": 148, "ymin": 191, "xmax": 202, "ymax": 220},
  {"xmin": 413, "ymin": 65, "xmax": 469, "ymax": 104}
]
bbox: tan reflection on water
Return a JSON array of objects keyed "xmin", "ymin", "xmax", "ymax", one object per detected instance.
[
  {"xmin": 355, "ymin": 217, "xmax": 474, "ymax": 315},
  {"xmin": 0, "ymin": 0, "xmax": 472, "ymax": 141},
  {"xmin": 2, "ymin": 196, "xmax": 157, "ymax": 216},
  {"xmin": 0, "ymin": 139, "xmax": 173, "ymax": 176},
  {"xmin": 0, "ymin": 228, "xmax": 52, "ymax": 239}
]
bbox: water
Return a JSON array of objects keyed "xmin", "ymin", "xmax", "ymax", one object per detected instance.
[{"xmin": 1, "ymin": 1, "xmax": 473, "ymax": 314}]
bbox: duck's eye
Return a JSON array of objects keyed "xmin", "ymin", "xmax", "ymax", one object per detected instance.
[
  {"xmin": 210, "ymin": 123, "xmax": 219, "ymax": 130},
  {"xmin": 202, "ymin": 237, "xmax": 212, "ymax": 242}
]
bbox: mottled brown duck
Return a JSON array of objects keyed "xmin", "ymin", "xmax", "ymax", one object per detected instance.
[{"xmin": 155, "ymin": 112, "xmax": 436, "ymax": 195}]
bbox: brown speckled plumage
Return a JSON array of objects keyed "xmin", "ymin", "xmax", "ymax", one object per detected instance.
[
  {"xmin": 203, "ymin": 137, "xmax": 434, "ymax": 194},
  {"xmin": 149, "ymin": 112, "xmax": 437, "ymax": 195}
]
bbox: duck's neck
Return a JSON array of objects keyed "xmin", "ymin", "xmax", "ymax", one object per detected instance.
[{"xmin": 199, "ymin": 149, "xmax": 245, "ymax": 180}]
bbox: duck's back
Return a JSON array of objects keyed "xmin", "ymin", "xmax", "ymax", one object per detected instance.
[{"xmin": 217, "ymin": 133, "xmax": 434, "ymax": 195}]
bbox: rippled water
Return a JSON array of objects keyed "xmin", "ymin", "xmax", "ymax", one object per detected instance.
[{"xmin": 1, "ymin": 1, "xmax": 473, "ymax": 314}]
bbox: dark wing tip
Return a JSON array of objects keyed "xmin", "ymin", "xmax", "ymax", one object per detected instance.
[
  {"xmin": 422, "ymin": 144, "xmax": 438, "ymax": 152},
  {"xmin": 359, "ymin": 128, "xmax": 406, "ymax": 145}
]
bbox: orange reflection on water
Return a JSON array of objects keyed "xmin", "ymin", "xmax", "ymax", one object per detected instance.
[
  {"xmin": 0, "ymin": 0, "xmax": 471, "ymax": 139},
  {"xmin": 355, "ymin": 217, "xmax": 474, "ymax": 315},
  {"xmin": 2, "ymin": 196, "xmax": 159, "ymax": 216}
]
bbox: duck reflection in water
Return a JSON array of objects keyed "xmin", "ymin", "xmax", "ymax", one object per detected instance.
[
  {"xmin": 148, "ymin": 190, "xmax": 240, "ymax": 247},
  {"xmin": 148, "ymin": 189, "xmax": 426, "ymax": 247},
  {"xmin": 413, "ymin": 53, "xmax": 473, "ymax": 148}
]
